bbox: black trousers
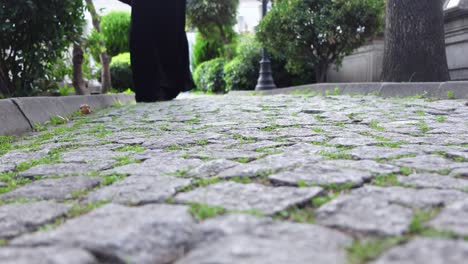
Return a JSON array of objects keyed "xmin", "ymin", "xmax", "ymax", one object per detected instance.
[{"xmin": 129, "ymin": 0, "xmax": 194, "ymax": 102}]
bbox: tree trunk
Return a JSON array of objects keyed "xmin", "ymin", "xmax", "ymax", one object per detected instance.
[
  {"xmin": 100, "ymin": 53, "xmax": 112, "ymax": 93},
  {"xmin": 315, "ymin": 62, "xmax": 328, "ymax": 83},
  {"xmin": 72, "ymin": 44, "xmax": 90, "ymax": 95},
  {"xmin": 85, "ymin": 0, "xmax": 112, "ymax": 93},
  {"xmin": 382, "ymin": 0, "xmax": 450, "ymax": 82},
  {"xmin": 0, "ymin": 68, "xmax": 12, "ymax": 97}
]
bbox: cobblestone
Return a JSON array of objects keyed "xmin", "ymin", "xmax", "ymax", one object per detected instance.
[{"xmin": 1, "ymin": 94, "xmax": 467, "ymax": 262}]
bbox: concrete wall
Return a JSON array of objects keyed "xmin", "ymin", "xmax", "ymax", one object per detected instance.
[{"xmin": 327, "ymin": 39, "xmax": 384, "ymax": 83}]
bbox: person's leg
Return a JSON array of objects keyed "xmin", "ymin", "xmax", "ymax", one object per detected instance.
[{"xmin": 130, "ymin": 4, "xmax": 165, "ymax": 102}]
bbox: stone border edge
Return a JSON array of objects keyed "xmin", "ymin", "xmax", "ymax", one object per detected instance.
[
  {"xmin": 229, "ymin": 82, "xmax": 468, "ymax": 99},
  {"xmin": 0, "ymin": 94, "xmax": 135, "ymax": 136}
]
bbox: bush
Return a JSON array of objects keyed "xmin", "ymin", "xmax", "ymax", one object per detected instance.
[
  {"xmin": 109, "ymin": 53, "xmax": 133, "ymax": 92},
  {"xmin": 194, "ymin": 58, "xmax": 227, "ymax": 94},
  {"xmin": 224, "ymin": 37, "xmax": 261, "ymax": 91},
  {"xmin": 224, "ymin": 36, "xmax": 314, "ymax": 91},
  {"xmin": 0, "ymin": 0, "xmax": 85, "ymax": 97},
  {"xmin": 88, "ymin": 11, "xmax": 131, "ymax": 62},
  {"xmin": 192, "ymin": 32, "xmax": 224, "ymax": 69},
  {"xmin": 257, "ymin": 0, "xmax": 384, "ymax": 82}
]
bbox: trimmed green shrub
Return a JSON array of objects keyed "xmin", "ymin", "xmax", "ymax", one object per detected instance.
[
  {"xmin": 194, "ymin": 58, "xmax": 227, "ymax": 94},
  {"xmin": 109, "ymin": 53, "xmax": 133, "ymax": 92},
  {"xmin": 224, "ymin": 36, "xmax": 314, "ymax": 91},
  {"xmin": 87, "ymin": 11, "xmax": 131, "ymax": 62},
  {"xmin": 224, "ymin": 37, "xmax": 261, "ymax": 91},
  {"xmin": 192, "ymin": 31, "xmax": 224, "ymax": 69}
]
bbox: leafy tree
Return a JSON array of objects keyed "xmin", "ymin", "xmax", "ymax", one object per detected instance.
[
  {"xmin": 87, "ymin": 11, "xmax": 131, "ymax": 60},
  {"xmin": 84, "ymin": 0, "xmax": 112, "ymax": 94},
  {"xmin": 186, "ymin": 0, "xmax": 239, "ymax": 44},
  {"xmin": 0, "ymin": 0, "xmax": 85, "ymax": 97},
  {"xmin": 382, "ymin": 0, "xmax": 449, "ymax": 82},
  {"xmin": 257, "ymin": 0, "xmax": 384, "ymax": 82}
]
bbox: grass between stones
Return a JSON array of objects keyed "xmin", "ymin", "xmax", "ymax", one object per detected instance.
[
  {"xmin": 115, "ymin": 145, "xmax": 147, "ymax": 153},
  {"xmin": 37, "ymin": 201, "xmax": 111, "ymax": 232},
  {"xmin": 347, "ymin": 237, "xmax": 406, "ymax": 264},
  {"xmin": 417, "ymin": 120, "xmax": 430, "ymax": 133},
  {"xmin": 436, "ymin": 116, "xmax": 448, "ymax": 123},
  {"xmin": 347, "ymin": 207, "xmax": 464, "ymax": 264},
  {"xmin": 318, "ymin": 149, "xmax": 355, "ymax": 160},
  {"xmin": 177, "ymin": 178, "xmax": 222, "ymax": 193},
  {"xmin": 274, "ymin": 191, "xmax": 342, "ymax": 224},
  {"xmin": 0, "ymin": 136, "xmax": 15, "ymax": 156},
  {"xmin": 369, "ymin": 120, "xmax": 385, "ymax": 131},
  {"xmin": 112, "ymin": 156, "xmax": 141, "ymax": 167},
  {"xmin": 188, "ymin": 203, "xmax": 227, "ymax": 221}
]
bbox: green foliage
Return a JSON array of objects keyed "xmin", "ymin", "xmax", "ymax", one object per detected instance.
[
  {"xmin": 188, "ymin": 0, "xmax": 239, "ymax": 67},
  {"xmin": 186, "ymin": 0, "xmax": 239, "ymax": 38},
  {"xmin": 87, "ymin": 11, "xmax": 130, "ymax": 63},
  {"xmin": 0, "ymin": 0, "xmax": 85, "ymax": 97},
  {"xmin": 192, "ymin": 31, "xmax": 224, "ymax": 68},
  {"xmin": 224, "ymin": 36, "xmax": 312, "ymax": 91},
  {"xmin": 189, "ymin": 203, "xmax": 226, "ymax": 221},
  {"xmin": 257, "ymin": 0, "xmax": 384, "ymax": 82},
  {"xmin": 0, "ymin": 136, "xmax": 15, "ymax": 156},
  {"xmin": 194, "ymin": 58, "xmax": 228, "ymax": 94},
  {"xmin": 109, "ymin": 53, "xmax": 133, "ymax": 92},
  {"xmin": 347, "ymin": 237, "xmax": 406, "ymax": 264},
  {"xmin": 58, "ymin": 85, "xmax": 73, "ymax": 96},
  {"xmin": 224, "ymin": 36, "xmax": 261, "ymax": 91}
]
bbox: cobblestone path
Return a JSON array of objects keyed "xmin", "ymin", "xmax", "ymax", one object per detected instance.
[{"xmin": 0, "ymin": 93, "xmax": 467, "ymax": 264}]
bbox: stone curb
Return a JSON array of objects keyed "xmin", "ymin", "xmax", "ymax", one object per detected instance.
[
  {"xmin": 0, "ymin": 94, "xmax": 135, "ymax": 136},
  {"xmin": 230, "ymin": 82, "xmax": 468, "ymax": 99}
]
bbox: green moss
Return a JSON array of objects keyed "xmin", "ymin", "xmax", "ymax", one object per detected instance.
[
  {"xmin": 319, "ymin": 150, "xmax": 354, "ymax": 160},
  {"xmin": 195, "ymin": 139, "xmax": 209, "ymax": 146},
  {"xmin": 400, "ymin": 167, "xmax": 413, "ymax": 176},
  {"xmin": 260, "ymin": 124, "xmax": 282, "ymax": 132},
  {"xmin": 186, "ymin": 118, "xmax": 201, "ymax": 124},
  {"xmin": 177, "ymin": 178, "xmax": 222, "ymax": 193},
  {"xmin": 311, "ymin": 193, "xmax": 340, "ymax": 207},
  {"xmin": 447, "ymin": 90, "xmax": 455, "ymax": 99},
  {"xmin": 321, "ymin": 182, "xmax": 355, "ymax": 191},
  {"xmin": 415, "ymin": 110, "xmax": 426, "ymax": 116},
  {"xmin": 189, "ymin": 203, "xmax": 226, "ymax": 221},
  {"xmin": 372, "ymin": 174, "xmax": 399, "ymax": 187},
  {"xmin": 0, "ymin": 136, "xmax": 15, "ymax": 156},
  {"xmin": 417, "ymin": 120, "xmax": 430, "ymax": 133},
  {"xmin": 235, "ymin": 157, "xmax": 252, "ymax": 164},
  {"xmin": 369, "ymin": 120, "xmax": 385, "ymax": 131},
  {"xmin": 50, "ymin": 115, "xmax": 68, "ymax": 125},
  {"xmin": 347, "ymin": 237, "xmax": 406, "ymax": 264},
  {"xmin": 164, "ymin": 169, "xmax": 189, "ymax": 177},
  {"xmin": 112, "ymin": 156, "xmax": 141, "ymax": 167},
  {"xmin": 164, "ymin": 145, "xmax": 184, "ymax": 151},
  {"xmin": 409, "ymin": 209, "xmax": 440, "ymax": 235},
  {"xmin": 436, "ymin": 116, "xmax": 448, "ymax": 123},
  {"xmin": 101, "ymin": 173, "xmax": 128, "ymax": 186},
  {"xmin": 67, "ymin": 201, "xmax": 110, "ymax": 218},
  {"xmin": 312, "ymin": 127, "xmax": 325, "ymax": 133},
  {"xmin": 314, "ymin": 115, "xmax": 325, "ymax": 122},
  {"xmin": 275, "ymin": 205, "xmax": 315, "ymax": 224},
  {"xmin": 230, "ymin": 176, "xmax": 253, "ymax": 184},
  {"xmin": 115, "ymin": 145, "xmax": 146, "ymax": 153}
]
